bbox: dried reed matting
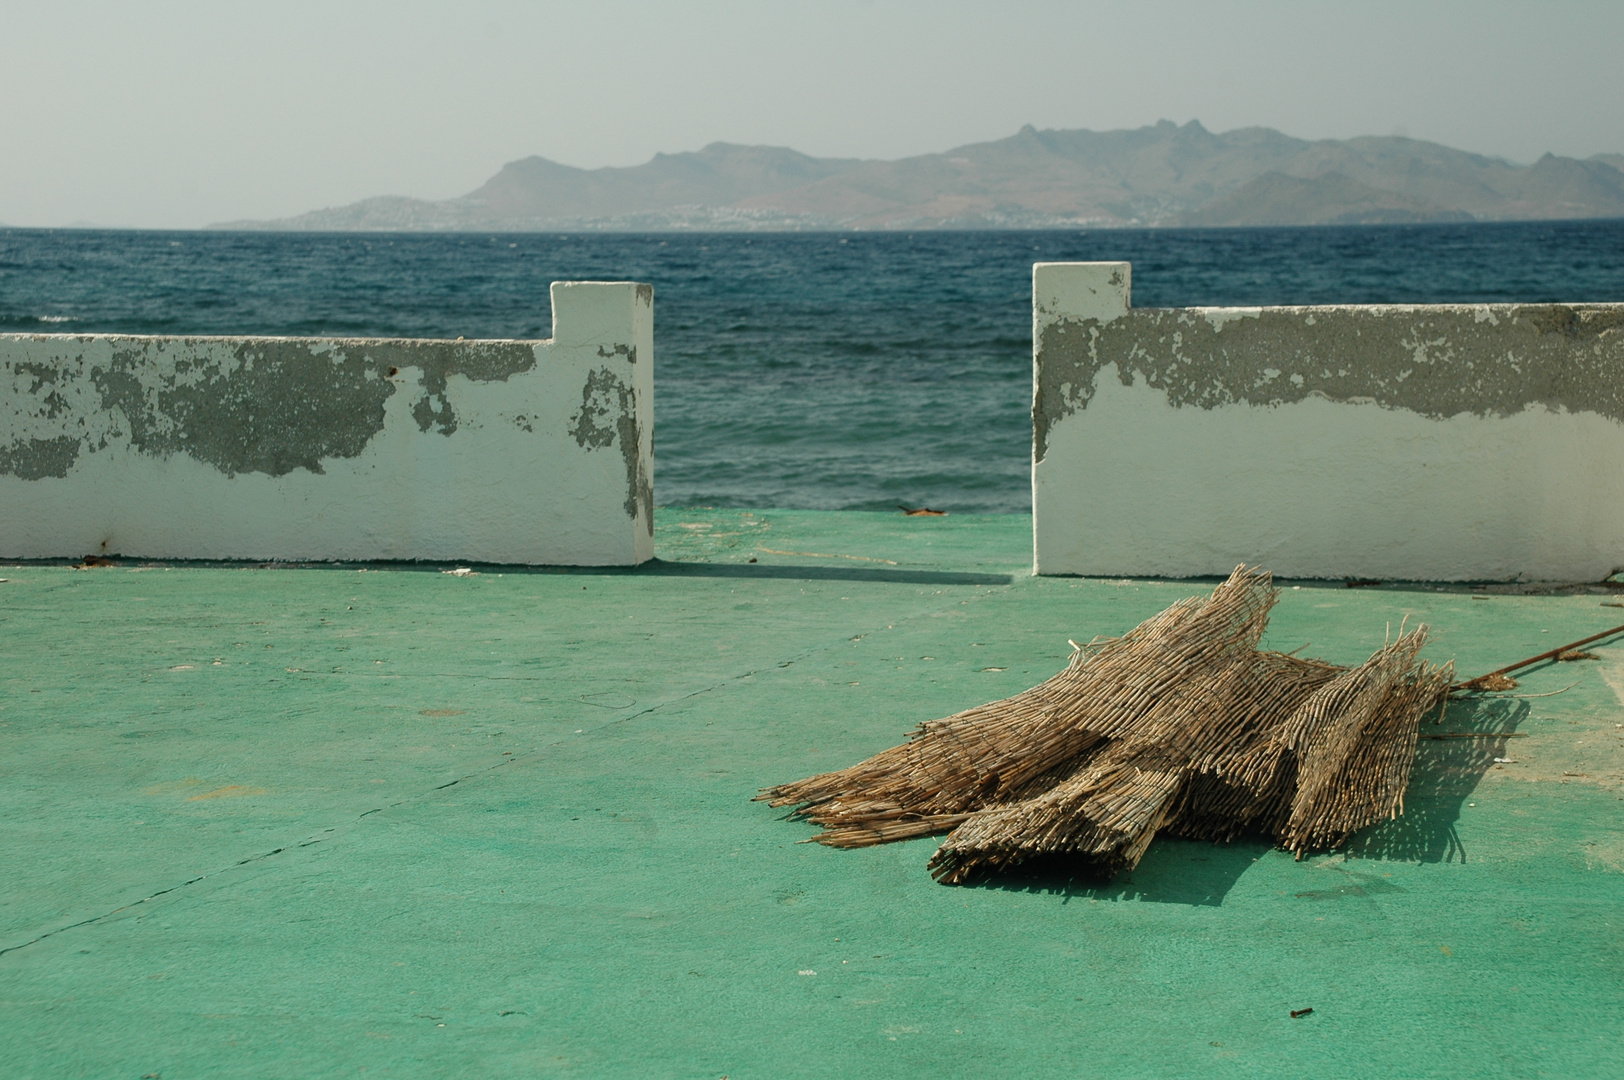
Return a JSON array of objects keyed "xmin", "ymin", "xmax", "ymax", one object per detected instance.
[{"xmin": 759, "ymin": 566, "xmax": 1452, "ymax": 883}]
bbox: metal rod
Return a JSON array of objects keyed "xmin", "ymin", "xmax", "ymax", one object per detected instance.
[{"xmin": 1455, "ymin": 622, "xmax": 1624, "ymax": 690}]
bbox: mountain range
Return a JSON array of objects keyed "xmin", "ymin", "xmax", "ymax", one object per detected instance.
[{"xmin": 214, "ymin": 120, "xmax": 1624, "ymax": 231}]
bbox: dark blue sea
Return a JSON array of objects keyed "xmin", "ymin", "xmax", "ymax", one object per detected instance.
[{"xmin": 3, "ymin": 222, "xmax": 1621, "ymax": 514}]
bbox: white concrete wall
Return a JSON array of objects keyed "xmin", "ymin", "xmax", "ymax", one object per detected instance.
[
  {"xmin": 1032, "ymin": 262, "xmax": 1624, "ymax": 581},
  {"xmin": 0, "ymin": 281, "xmax": 653, "ymax": 565}
]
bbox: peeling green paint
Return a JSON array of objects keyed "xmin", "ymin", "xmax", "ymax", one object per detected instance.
[{"xmin": 1034, "ymin": 303, "xmax": 1624, "ymax": 463}]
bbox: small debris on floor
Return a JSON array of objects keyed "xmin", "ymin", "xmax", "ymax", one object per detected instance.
[
  {"xmin": 443, "ymin": 567, "xmax": 477, "ymax": 576},
  {"xmin": 1557, "ymin": 649, "xmax": 1598, "ymax": 662},
  {"xmin": 1291, "ymin": 1007, "xmax": 1314, "ymax": 1019},
  {"xmin": 898, "ymin": 504, "xmax": 946, "ymax": 516},
  {"xmin": 1454, "ymin": 621, "xmax": 1624, "ymax": 692},
  {"xmin": 77, "ymin": 555, "xmax": 117, "ymax": 568}
]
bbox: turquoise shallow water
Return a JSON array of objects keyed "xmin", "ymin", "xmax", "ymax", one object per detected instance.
[{"xmin": 3, "ymin": 223, "xmax": 1622, "ymax": 512}]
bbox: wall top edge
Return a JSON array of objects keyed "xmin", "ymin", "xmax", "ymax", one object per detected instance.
[
  {"xmin": 551, "ymin": 280, "xmax": 653, "ymax": 289},
  {"xmin": 0, "ymin": 333, "xmax": 549, "ymax": 347},
  {"xmin": 1114, "ymin": 302, "xmax": 1624, "ymax": 316}
]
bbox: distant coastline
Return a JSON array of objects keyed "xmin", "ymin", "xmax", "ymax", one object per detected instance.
[{"xmin": 212, "ymin": 121, "xmax": 1624, "ymax": 233}]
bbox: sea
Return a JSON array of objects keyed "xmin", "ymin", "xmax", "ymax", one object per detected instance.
[{"xmin": 3, "ymin": 221, "xmax": 1622, "ymax": 514}]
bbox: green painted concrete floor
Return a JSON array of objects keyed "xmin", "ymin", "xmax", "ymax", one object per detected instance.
[{"xmin": 3, "ymin": 509, "xmax": 1622, "ymax": 1079}]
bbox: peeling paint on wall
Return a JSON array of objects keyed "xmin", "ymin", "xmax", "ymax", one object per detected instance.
[
  {"xmin": 0, "ymin": 434, "xmax": 81, "ymax": 480},
  {"xmin": 1, "ymin": 280, "xmax": 654, "ymax": 565},
  {"xmin": 1035, "ymin": 304, "xmax": 1624, "ymax": 464},
  {"xmin": 1031, "ymin": 261, "xmax": 1624, "ymax": 581},
  {"xmin": 569, "ymin": 366, "xmax": 651, "ymax": 522},
  {"xmin": 2, "ymin": 337, "xmax": 538, "ymax": 479}
]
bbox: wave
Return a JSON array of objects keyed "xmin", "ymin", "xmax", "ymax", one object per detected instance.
[{"xmin": 1, "ymin": 314, "xmax": 74, "ymax": 327}]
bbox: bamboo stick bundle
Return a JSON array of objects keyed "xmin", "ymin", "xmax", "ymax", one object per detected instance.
[
  {"xmin": 760, "ymin": 566, "xmax": 1453, "ymax": 883},
  {"xmin": 1272, "ymin": 636, "xmax": 1453, "ymax": 853},
  {"xmin": 926, "ymin": 645, "xmax": 1350, "ymax": 882},
  {"xmin": 757, "ymin": 566, "xmax": 1278, "ymax": 844}
]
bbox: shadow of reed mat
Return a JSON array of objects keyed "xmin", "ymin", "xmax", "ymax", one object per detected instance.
[{"xmin": 763, "ymin": 567, "xmax": 1457, "ymax": 881}]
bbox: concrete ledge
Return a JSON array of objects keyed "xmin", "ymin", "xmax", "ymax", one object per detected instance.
[
  {"xmin": 0, "ymin": 281, "xmax": 653, "ymax": 565},
  {"xmin": 1032, "ymin": 262, "xmax": 1624, "ymax": 581}
]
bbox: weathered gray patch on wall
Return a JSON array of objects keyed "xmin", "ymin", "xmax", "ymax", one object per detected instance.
[
  {"xmin": 400, "ymin": 340, "xmax": 536, "ymax": 435},
  {"xmin": 2, "ymin": 336, "xmax": 538, "ymax": 479},
  {"xmin": 568, "ymin": 365, "xmax": 650, "ymax": 523},
  {"xmin": 1034, "ymin": 304, "xmax": 1624, "ymax": 462},
  {"xmin": 0, "ymin": 434, "xmax": 81, "ymax": 480},
  {"xmin": 411, "ymin": 392, "xmax": 458, "ymax": 436},
  {"xmin": 91, "ymin": 340, "xmax": 395, "ymax": 476},
  {"xmin": 3, "ymin": 279, "xmax": 654, "ymax": 566}
]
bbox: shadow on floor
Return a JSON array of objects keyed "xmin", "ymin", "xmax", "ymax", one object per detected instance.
[
  {"xmin": 1344, "ymin": 694, "xmax": 1530, "ymax": 865},
  {"xmin": 635, "ymin": 559, "xmax": 1014, "ymax": 586},
  {"xmin": 11, "ymin": 555, "xmax": 1014, "ymax": 587},
  {"xmin": 956, "ymin": 695, "xmax": 1528, "ymax": 903},
  {"xmin": 967, "ymin": 837, "xmax": 1273, "ymax": 907}
]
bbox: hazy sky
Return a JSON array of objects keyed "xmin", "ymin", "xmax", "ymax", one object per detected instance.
[{"xmin": 3, "ymin": 0, "xmax": 1620, "ymax": 228}]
